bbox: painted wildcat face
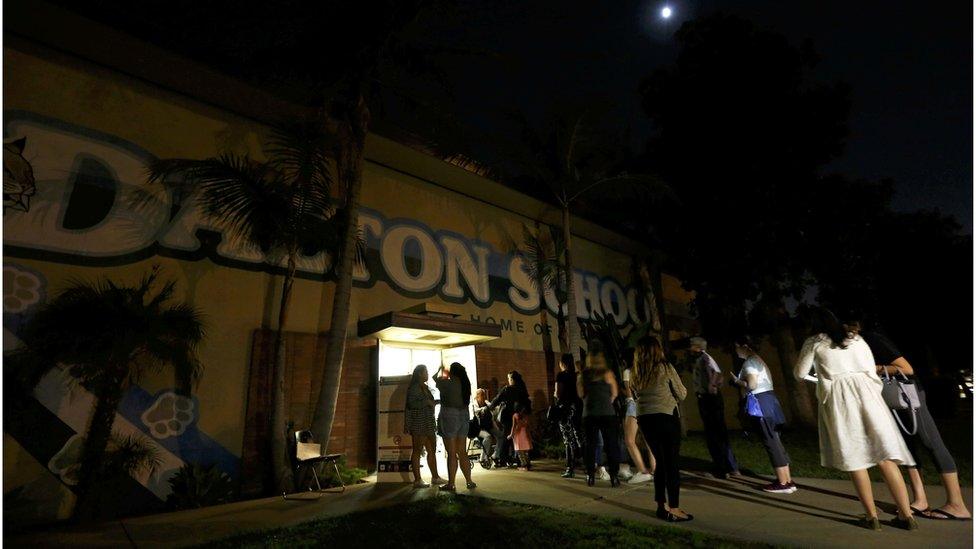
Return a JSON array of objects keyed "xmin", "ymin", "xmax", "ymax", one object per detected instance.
[{"xmin": 4, "ymin": 137, "xmax": 36, "ymax": 213}]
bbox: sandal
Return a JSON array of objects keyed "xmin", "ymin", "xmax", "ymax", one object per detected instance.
[
  {"xmin": 666, "ymin": 511, "xmax": 694, "ymax": 523},
  {"xmin": 910, "ymin": 506, "xmax": 930, "ymax": 516},
  {"xmin": 926, "ymin": 509, "xmax": 972, "ymax": 521},
  {"xmin": 440, "ymin": 484, "xmax": 456, "ymax": 492}
]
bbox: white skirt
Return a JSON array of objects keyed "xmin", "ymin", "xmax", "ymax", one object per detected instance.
[{"xmin": 817, "ymin": 374, "xmax": 915, "ymax": 471}]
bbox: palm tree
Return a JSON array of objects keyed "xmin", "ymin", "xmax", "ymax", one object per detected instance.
[
  {"xmin": 147, "ymin": 121, "xmax": 345, "ymax": 494},
  {"xmin": 516, "ymin": 222, "xmax": 566, "ymax": 370},
  {"xmin": 6, "ymin": 267, "xmax": 203, "ymax": 521},
  {"xmin": 479, "ymin": 107, "xmax": 671, "ymax": 360}
]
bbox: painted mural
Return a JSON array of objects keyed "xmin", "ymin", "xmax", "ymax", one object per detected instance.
[{"xmin": 2, "ymin": 109, "xmax": 658, "ymax": 520}]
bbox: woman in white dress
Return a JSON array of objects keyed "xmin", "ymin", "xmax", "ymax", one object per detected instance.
[{"xmin": 794, "ymin": 307, "xmax": 917, "ymax": 531}]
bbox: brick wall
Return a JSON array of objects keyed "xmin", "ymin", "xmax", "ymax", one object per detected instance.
[
  {"xmin": 475, "ymin": 347, "xmax": 554, "ymax": 413},
  {"xmin": 240, "ymin": 330, "xmax": 375, "ymax": 496},
  {"xmin": 241, "ymin": 338, "xmax": 558, "ymax": 496}
]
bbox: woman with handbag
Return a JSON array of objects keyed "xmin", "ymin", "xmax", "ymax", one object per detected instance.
[
  {"xmin": 795, "ymin": 307, "xmax": 917, "ymax": 531},
  {"xmin": 844, "ymin": 319, "xmax": 970, "ymax": 521},
  {"xmin": 632, "ymin": 336, "xmax": 692, "ymax": 522},
  {"xmin": 731, "ymin": 335, "xmax": 796, "ymax": 494}
]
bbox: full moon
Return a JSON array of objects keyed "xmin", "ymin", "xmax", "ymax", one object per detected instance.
[{"xmin": 661, "ymin": 6, "xmax": 672, "ymax": 18}]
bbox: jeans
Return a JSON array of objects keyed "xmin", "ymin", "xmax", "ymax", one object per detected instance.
[
  {"xmin": 639, "ymin": 412, "xmax": 682, "ymax": 507},
  {"xmin": 582, "ymin": 415, "xmax": 620, "ymax": 477},
  {"xmin": 697, "ymin": 393, "xmax": 738, "ymax": 475}
]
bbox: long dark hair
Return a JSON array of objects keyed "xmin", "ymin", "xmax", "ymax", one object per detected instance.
[
  {"xmin": 410, "ymin": 364, "xmax": 430, "ymax": 393},
  {"xmin": 508, "ymin": 370, "xmax": 527, "ymax": 395},
  {"xmin": 807, "ymin": 306, "xmax": 850, "ymax": 349},
  {"xmin": 449, "ymin": 362, "xmax": 471, "ymax": 403},
  {"xmin": 559, "ymin": 353, "xmax": 576, "ymax": 375},
  {"xmin": 632, "ymin": 336, "xmax": 667, "ymax": 392}
]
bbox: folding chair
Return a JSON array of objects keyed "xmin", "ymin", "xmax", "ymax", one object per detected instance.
[{"xmin": 282, "ymin": 430, "xmax": 345, "ymax": 499}]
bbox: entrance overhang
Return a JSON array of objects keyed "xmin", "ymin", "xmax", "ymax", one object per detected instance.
[{"xmin": 358, "ymin": 303, "xmax": 501, "ymax": 349}]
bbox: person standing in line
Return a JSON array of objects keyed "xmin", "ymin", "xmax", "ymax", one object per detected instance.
[
  {"xmin": 731, "ymin": 336, "xmax": 796, "ymax": 494},
  {"xmin": 621, "ymin": 360, "xmax": 655, "ymax": 484},
  {"xmin": 578, "ymin": 340, "xmax": 622, "ymax": 487},
  {"xmin": 795, "ymin": 307, "xmax": 917, "ymax": 531},
  {"xmin": 554, "ymin": 354, "xmax": 583, "ymax": 478},
  {"xmin": 434, "ymin": 362, "xmax": 476, "ymax": 491},
  {"xmin": 510, "ymin": 401, "xmax": 533, "ymax": 470},
  {"xmin": 632, "ymin": 336, "xmax": 692, "ymax": 522},
  {"xmin": 488, "ymin": 370, "xmax": 530, "ymax": 467},
  {"xmin": 844, "ymin": 317, "xmax": 971, "ymax": 521},
  {"xmin": 404, "ymin": 364, "xmax": 444, "ymax": 487},
  {"xmin": 689, "ymin": 337, "xmax": 739, "ymax": 479}
]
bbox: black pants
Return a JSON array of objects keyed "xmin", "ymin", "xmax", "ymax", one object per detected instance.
[
  {"xmin": 697, "ymin": 393, "xmax": 739, "ymax": 475},
  {"xmin": 639, "ymin": 412, "xmax": 682, "ymax": 507},
  {"xmin": 898, "ymin": 389, "xmax": 957, "ymax": 473},
  {"xmin": 582, "ymin": 415, "xmax": 620, "ymax": 477},
  {"xmin": 750, "ymin": 416, "xmax": 789, "ymax": 469}
]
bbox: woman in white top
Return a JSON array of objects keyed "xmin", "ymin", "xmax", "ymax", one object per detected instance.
[
  {"xmin": 794, "ymin": 307, "xmax": 917, "ymax": 531},
  {"xmin": 731, "ymin": 336, "xmax": 795, "ymax": 494}
]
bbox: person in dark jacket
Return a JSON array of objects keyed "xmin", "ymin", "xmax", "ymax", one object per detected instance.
[{"xmin": 488, "ymin": 370, "xmax": 530, "ymax": 467}]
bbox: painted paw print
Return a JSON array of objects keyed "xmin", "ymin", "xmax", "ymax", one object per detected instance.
[
  {"xmin": 48, "ymin": 434, "xmax": 84, "ymax": 486},
  {"xmin": 141, "ymin": 392, "xmax": 195, "ymax": 439},
  {"xmin": 3, "ymin": 265, "xmax": 43, "ymax": 313}
]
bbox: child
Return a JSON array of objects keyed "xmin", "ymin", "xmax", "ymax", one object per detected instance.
[{"xmin": 510, "ymin": 403, "xmax": 533, "ymax": 470}]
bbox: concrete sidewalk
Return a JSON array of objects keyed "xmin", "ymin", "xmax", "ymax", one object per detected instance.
[
  {"xmin": 461, "ymin": 461, "xmax": 973, "ymax": 548},
  {"xmin": 7, "ymin": 460, "xmax": 972, "ymax": 548}
]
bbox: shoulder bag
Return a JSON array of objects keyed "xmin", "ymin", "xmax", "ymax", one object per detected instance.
[{"xmin": 881, "ymin": 367, "xmax": 919, "ymax": 435}]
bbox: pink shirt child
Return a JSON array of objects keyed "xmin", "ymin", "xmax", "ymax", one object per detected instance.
[{"xmin": 510, "ymin": 412, "xmax": 532, "ymax": 451}]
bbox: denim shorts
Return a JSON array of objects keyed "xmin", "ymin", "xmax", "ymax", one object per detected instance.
[
  {"xmin": 624, "ymin": 398, "xmax": 638, "ymax": 418},
  {"xmin": 438, "ymin": 407, "xmax": 469, "ymax": 438}
]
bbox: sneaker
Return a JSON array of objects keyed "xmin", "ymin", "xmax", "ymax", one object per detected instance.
[
  {"xmin": 628, "ymin": 471, "xmax": 653, "ymax": 484},
  {"xmin": 598, "ymin": 467, "xmax": 611, "ymax": 481},
  {"xmin": 786, "ymin": 481, "xmax": 798, "ymax": 493},
  {"xmin": 761, "ymin": 482, "xmax": 795, "ymax": 494},
  {"xmin": 412, "ymin": 480, "xmax": 430, "ymax": 488},
  {"xmin": 617, "ymin": 468, "xmax": 634, "ymax": 481},
  {"xmin": 431, "ymin": 477, "xmax": 447, "ymax": 486}
]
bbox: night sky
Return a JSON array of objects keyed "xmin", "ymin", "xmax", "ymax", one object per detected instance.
[
  {"xmin": 58, "ymin": 0, "xmax": 973, "ymax": 231},
  {"xmin": 440, "ymin": 0, "xmax": 973, "ymax": 232}
]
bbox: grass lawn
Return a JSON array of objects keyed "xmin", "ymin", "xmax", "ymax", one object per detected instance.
[
  {"xmin": 680, "ymin": 413, "xmax": 972, "ymax": 486},
  {"xmin": 199, "ymin": 495, "xmax": 773, "ymax": 549}
]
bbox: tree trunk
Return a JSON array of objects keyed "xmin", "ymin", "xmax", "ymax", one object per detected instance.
[
  {"xmin": 311, "ymin": 97, "xmax": 369, "ymax": 452},
  {"xmin": 270, "ymin": 254, "xmax": 297, "ymax": 495},
  {"xmin": 647, "ymin": 253, "xmax": 670, "ymax": 354},
  {"xmin": 562, "ymin": 205, "xmax": 581, "ymax": 360},
  {"xmin": 555, "ymin": 305, "xmax": 569, "ymax": 356},
  {"xmin": 72, "ymin": 379, "xmax": 125, "ymax": 522},
  {"xmin": 761, "ymin": 289, "xmax": 817, "ymax": 427}
]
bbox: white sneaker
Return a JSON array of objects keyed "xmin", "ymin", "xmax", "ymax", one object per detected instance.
[
  {"xmin": 413, "ymin": 480, "xmax": 430, "ymax": 488},
  {"xmin": 598, "ymin": 467, "xmax": 611, "ymax": 481},
  {"xmin": 628, "ymin": 471, "xmax": 653, "ymax": 484},
  {"xmin": 430, "ymin": 477, "xmax": 447, "ymax": 485},
  {"xmin": 617, "ymin": 468, "xmax": 634, "ymax": 481}
]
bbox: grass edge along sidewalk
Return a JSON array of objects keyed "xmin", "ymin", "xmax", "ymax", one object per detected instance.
[{"xmin": 197, "ymin": 494, "xmax": 774, "ymax": 549}]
